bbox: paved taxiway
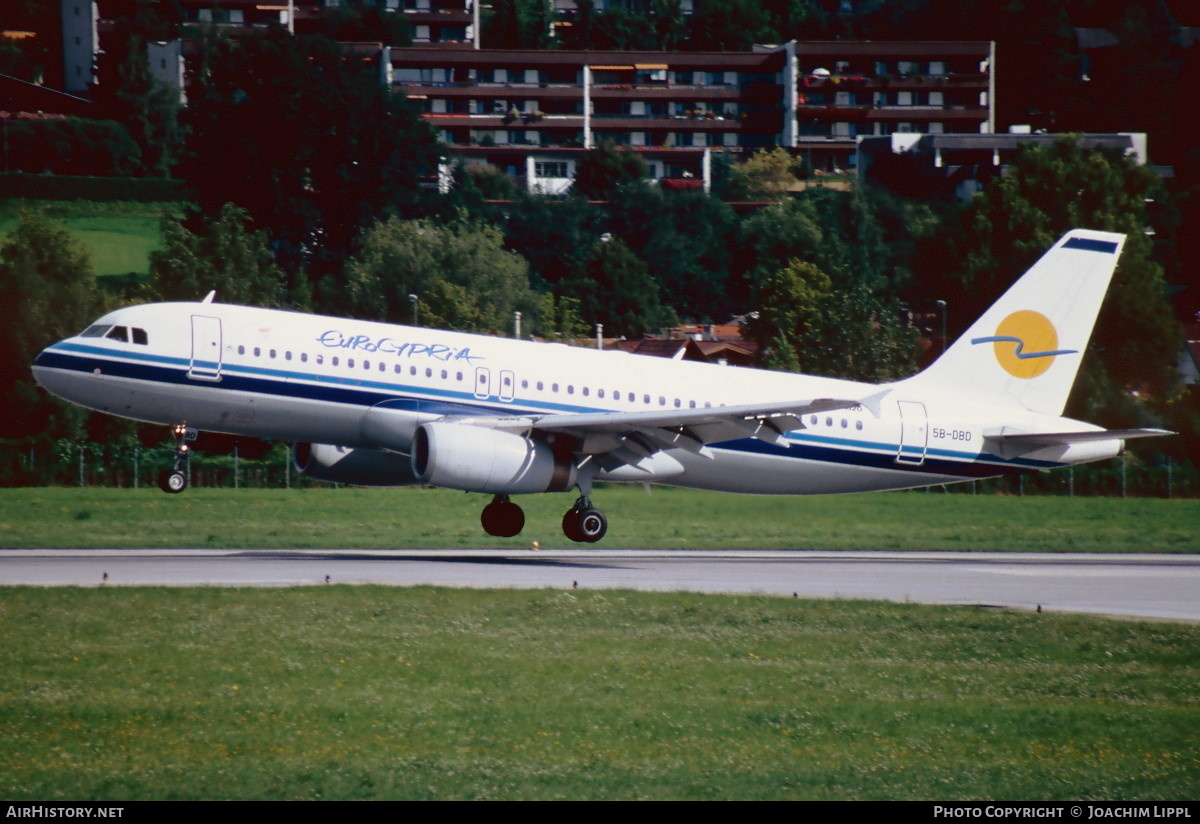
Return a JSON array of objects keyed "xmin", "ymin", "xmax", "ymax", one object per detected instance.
[{"xmin": 2, "ymin": 549, "xmax": 1198, "ymax": 621}]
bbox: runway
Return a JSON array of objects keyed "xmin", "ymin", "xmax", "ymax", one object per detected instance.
[{"xmin": 2, "ymin": 549, "xmax": 1198, "ymax": 621}]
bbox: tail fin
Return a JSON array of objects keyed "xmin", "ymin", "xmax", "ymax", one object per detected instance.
[{"xmin": 907, "ymin": 229, "xmax": 1125, "ymax": 416}]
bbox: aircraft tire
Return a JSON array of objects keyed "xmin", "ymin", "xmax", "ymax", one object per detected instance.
[
  {"xmin": 482, "ymin": 500, "xmax": 524, "ymax": 537},
  {"xmin": 158, "ymin": 469, "xmax": 188, "ymax": 494},
  {"xmin": 577, "ymin": 507, "xmax": 607, "ymax": 543},
  {"xmin": 561, "ymin": 507, "xmax": 585, "ymax": 542}
]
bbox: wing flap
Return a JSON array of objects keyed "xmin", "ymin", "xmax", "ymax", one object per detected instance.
[{"xmin": 441, "ymin": 397, "xmax": 869, "ymax": 467}]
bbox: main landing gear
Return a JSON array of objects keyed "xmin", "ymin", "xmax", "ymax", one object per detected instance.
[
  {"xmin": 477, "ymin": 494, "xmax": 608, "ymax": 543},
  {"xmin": 157, "ymin": 424, "xmax": 197, "ymax": 494},
  {"xmin": 481, "ymin": 494, "xmax": 525, "ymax": 537},
  {"xmin": 562, "ymin": 496, "xmax": 607, "ymax": 543}
]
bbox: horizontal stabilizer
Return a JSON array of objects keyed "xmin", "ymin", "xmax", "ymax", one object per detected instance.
[{"xmin": 989, "ymin": 428, "xmax": 1174, "ymax": 447}]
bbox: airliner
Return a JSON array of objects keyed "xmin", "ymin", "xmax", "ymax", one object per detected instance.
[{"xmin": 32, "ymin": 229, "xmax": 1169, "ymax": 542}]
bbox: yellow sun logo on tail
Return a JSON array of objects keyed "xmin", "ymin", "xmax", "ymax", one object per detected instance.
[{"xmin": 971, "ymin": 310, "xmax": 1077, "ymax": 379}]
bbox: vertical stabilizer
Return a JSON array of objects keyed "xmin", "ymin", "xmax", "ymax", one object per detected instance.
[{"xmin": 908, "ymin": 229, "xmax": 1125, "ymax": 415}]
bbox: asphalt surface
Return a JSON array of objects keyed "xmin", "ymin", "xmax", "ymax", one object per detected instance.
[{"xmin": 2, "ymin": 549, "xmax": 1198, "ymax": 621}]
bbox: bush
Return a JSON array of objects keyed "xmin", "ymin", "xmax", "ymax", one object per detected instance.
[{"xmin": 0, "ymin": 173, "xmax": 184, "ymax": 201}]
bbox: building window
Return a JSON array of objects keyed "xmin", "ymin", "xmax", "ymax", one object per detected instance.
[
  {"xmin": 928, "ymin": 91, "xmax": 944, "ymax": 107},
  {"xmin": 536, "ymin": 161, "xmax": 569, "ymax": 178}
]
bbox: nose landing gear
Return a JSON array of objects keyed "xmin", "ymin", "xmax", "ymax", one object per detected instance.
[{"xmin": 157, "ymin": 424, "xmax": 197, "ymax": 494}]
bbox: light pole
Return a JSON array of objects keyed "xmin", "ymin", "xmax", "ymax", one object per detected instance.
[
  {"xmin": 409, "ymin": 293, "xmax": 419, "ymax": 327},
  {"xmin": 514, "ymin": 310, "xmax": 522, "ymax": 339},
  {"xmin": 935, "ymin": 299, "xmax": 947, "ymax": 354}
]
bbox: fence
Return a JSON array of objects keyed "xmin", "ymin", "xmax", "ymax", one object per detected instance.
[{"xmin": 1, "ymin": 440, "xmax": 1195, "ymax": 497}]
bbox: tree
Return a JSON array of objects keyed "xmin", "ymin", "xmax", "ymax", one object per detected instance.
[
  {"xmin": 742, "ymin": 258, "xmax": 916, "ymax": 381},
  {"xmin": 604, "ymin": 185, "xmax": 735, "ymax": 321},
  {"xmin": 343, "ymin": 217, "xmax": 538, "ymax": 335},
  {"xmin": 150, "ymin": 204, "xmax": 291, "ymax": 307},
  {"xmin": 503, "ymin": 193, "xmax": 602, "ymax": 291},
  {"xmin": 178, "ymin": 28, "xmax": 438, "ymax": 280},
  {"xmin": 729, "ymin": 147, "xmax": 801, "ymax": 201},
  {"xmin": 0, "ymin": 212, "xmax": 105, "ymax": 440},
  {"xmin": 926, "ymin": 138, "xmax": 1181, "ymax": 423},
  {"xmin": 565, "ymin": 237, "xmax": 675, "ymax": 339},
  {"xmin": 687, "ymin": 0, "xmax": 777, "ymax": 51},
  {"xmin": 572, "ymin": 142, "xmax": 649, "ymax": 200},
  {"xmin": 535, "ymin": 293, "xmax": 589, "ymax": 342}
]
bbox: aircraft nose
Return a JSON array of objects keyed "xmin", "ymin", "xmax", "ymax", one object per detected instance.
[{"xmin": 31, "ymin": 345, "xmax": 59, "ymax": 385}]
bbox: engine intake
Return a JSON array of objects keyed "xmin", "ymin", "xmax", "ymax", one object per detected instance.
[
  {"xmin": 412, "ymin": 422, "xmax": 576, "ymax": 494},
  {"xmin": 292, "ymin": 443, "xmax": 418, "ymax": 487}
]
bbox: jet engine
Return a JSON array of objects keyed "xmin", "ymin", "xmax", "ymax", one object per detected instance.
[
  {"xmin": 292, "ymin": 443, "xmax": 419, "ymax": 487},
  {"xmin": 411, "ymin": 422, "xmax": 576, "ymax": 494}
]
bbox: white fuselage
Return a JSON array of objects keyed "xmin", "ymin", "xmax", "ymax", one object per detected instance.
[{"xmin": 32, "ymin": 301, "xmax": 1120, "ymax": 494}]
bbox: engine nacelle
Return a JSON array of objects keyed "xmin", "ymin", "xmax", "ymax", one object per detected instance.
[
  {"xmin": 292, "ymin": 443, "xmax": 419, "ymax": 487},
  {"xmin": 412, "ymin": 422, "xmax": 576, "ymax": 494}
]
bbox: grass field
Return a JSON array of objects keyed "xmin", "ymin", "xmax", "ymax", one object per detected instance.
[
  {"xmin": 1, "ymin": 487, "xmax": 1197, "ymax": 552},
  {"xmin": 0, "ymin": 200, "xmax": 180, "ymax": 276},
  {"xmin": 0, "ymin": 586, "xmax": 1195, "ymax": 800}
]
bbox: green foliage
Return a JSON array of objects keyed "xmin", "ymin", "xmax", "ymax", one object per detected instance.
[
  {"xmin": 319, "ymin": 0, "xmax": 413, "ymax": 45},
  {"xmin": 728, "ymin": 147, "xmax": 800, "ymax": 201},
  {"xmin": 2, "ymin": 118, "xmax": 142, "ymax": 177},
  {"xmin": 0, "ymin": 211, "xmax": 104, "ymax": 440},
  {"xmin": 179, "ymin": 28, "xmax": 438, "ymax": 278},
  {"xmin": 0, "ymin": 174, "xmax": 184, "ymax": 202},
  {"xmin": 689, "ymin": 0, "xmax": 777, "ymax": 51},
  {"xmin": 929, "ymin": 138, "xmax": 1181, "ymax": 421},
  {"xmin": 567, "ymin": 237, "xmax": 675, "ymax": 339},
  {"xmin": 603, "ymin": 186, "xmax": 735, "ymax": 321},
  {"xmin": 744, "ymin": 259, "xmax": 916, "ymax": 381},
  {"xmin": 91, "ymin": 32, "xmax": 184, "ymax": 178},
  {"xmin": 343, "ymin": 216, "xmax": 538, "ymax": 334},
  {"xmin": 572, "ymin": 142, "xmax": 649, "ymax": 200},
  {"xmin": 467, "ymin": 164, "xmax": 520, "ymax": 200},
  {"xmin": 535, "ymin": 292, "xmax": 589, "ymax": 342},
  {"xmin": 502, "ymin": 194, "xmax": 601, "ymax": 291},
  {"xmin": 149, "ymin": 203, "xmax": 289, "ymax": 307}
]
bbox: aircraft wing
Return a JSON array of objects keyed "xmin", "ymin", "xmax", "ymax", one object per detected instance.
[{"xmin": 444, "ymin": 397, "xmax": 867, "ymax": 463}]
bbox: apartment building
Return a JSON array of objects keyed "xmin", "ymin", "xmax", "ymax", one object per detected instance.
[
  {"xmin": 792, "ymin": 41, "xmax": 993, "ymax": 171},
  {"xmin": 392, "ymin": 44, "xmax": 794, "ymax": 190},
  {"xmin": 393, "ymin": 39, "xmax": 992, "ymax": 189}
]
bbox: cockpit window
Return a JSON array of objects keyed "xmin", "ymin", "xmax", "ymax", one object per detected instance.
[
  {"xmin": 131, "ymin": 328, "xmax": 148, "ymax": 345},
  {"xmin": 80, "ymin": 324, "xmax": 111, "ymax": 338},
  {"xmin": 105, "ymin": 326, "xmax": 129, "ymax": 343}
]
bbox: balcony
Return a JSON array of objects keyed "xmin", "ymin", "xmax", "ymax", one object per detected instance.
[{"xmin": 800, "ymin": 73, "xmax": 987, "ymax": 90}]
